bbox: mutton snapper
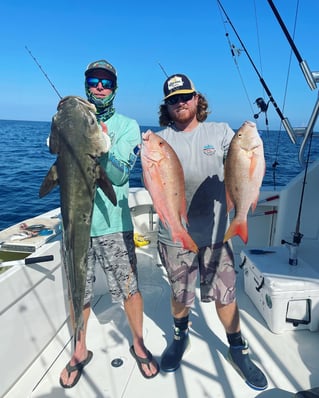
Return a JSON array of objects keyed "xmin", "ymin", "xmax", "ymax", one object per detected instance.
[
  {"xmin": 223, "ymin": 121, "xmax": 265, "ymax": 244},
  {"xmin": 39, "ymin": 96, "xmax": 116, "ymax": 347},
  {"xmin": 141, "ymin": 130, "xmax": 198, "ymax": 253}
]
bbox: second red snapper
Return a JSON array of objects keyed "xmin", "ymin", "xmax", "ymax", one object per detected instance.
[
  {"xmin": 223, "ymin": 121, "xmax": 265, "ymax": 244},
  {"xmin": 141, "ymin": 130, "xmax": 198, "ymax": 253}
]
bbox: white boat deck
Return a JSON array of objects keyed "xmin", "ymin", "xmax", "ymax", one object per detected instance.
[{"xmin": 4, "ymin": 232, "xmax": 319, "ymax": 398}]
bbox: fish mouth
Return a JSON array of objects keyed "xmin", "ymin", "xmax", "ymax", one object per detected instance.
[
  {"xmin": 243, "ymin": 120, "xmax": 256, "ymax": 127},
  {"xmin": 142, "ymin": 130, "xmax": 151, "ymax": 142}
]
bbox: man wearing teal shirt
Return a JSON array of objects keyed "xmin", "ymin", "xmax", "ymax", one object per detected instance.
[{"xmin": 59, "ymin": 60, "xmax": 159, "ymax": 388}]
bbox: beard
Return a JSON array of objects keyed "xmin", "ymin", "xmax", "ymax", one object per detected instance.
[{"xmin": 169, "ymin": 104, "xmax": 197, "ymax": 125}]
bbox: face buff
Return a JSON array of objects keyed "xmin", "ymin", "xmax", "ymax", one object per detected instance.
[{"xmin": 85, "ymin": 85, "xmax": 116, "ymax": 122}]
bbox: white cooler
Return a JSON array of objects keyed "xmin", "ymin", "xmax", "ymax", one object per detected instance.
[{"xmin": 241, "ymin": 246, "xmax": 319, "ymax": 334}]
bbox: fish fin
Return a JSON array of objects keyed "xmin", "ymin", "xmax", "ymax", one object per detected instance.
[
  {"xmin": 249, "ymin": 155, "xmax": 258, "ymax": 178},
  {"xmin": 182, "ymin": 215, "xmax": 189, "ymax": 226},
  {"xmin": 251, "ymin": 196, "xmax": 259, "ymax": 213},
  {"xmin": 97, "ymin": 167, "xmax": 117, "ymax": 206},
  {"xmin": 183, "ymin": 235, "xmax": 199, "ymax": 253},
  {"xmin": 173, "ymin": 230, "xmax": 199, "ymax": 253},
  {"xmin": 49, "ymin": 118, "xmax": 60, "ymax": 154},
  {"xmin": 157, "ymin": 210, "xmax": 168, "ymax": 228},
  {"xmin": 223, "ymin": 219, "xmax": 248, "ymax": 244},
  {"xmin": 225, "ymin": 188, "xmax": 234, "ymax": 213},
  {"xmin": 39, "ymin": 163, "xmax": 59, "ymax": 198},
  {"xmin": 181, "ymin": 203, "xmax": 189, "ymax": 225}
]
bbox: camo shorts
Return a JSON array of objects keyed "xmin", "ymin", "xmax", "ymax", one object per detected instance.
[
  {"xmin": 84, "ymin": 231, "xmax": 139, "ymax": 304},
  {"xmin": 157, "ymin": 241, "xmax": 236, "ymax": 307}
]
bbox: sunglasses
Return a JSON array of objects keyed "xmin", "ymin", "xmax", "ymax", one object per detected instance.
[
  {"xmin": 86, "ymin": 77, "xmax": 115, "ymax": 89},
  {"xmin": 165, "ymin": 93, "xmax": 195, "ymax": 105}
]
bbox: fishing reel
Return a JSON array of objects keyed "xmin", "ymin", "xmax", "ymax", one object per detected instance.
[
  {"xmin": 281, "ymin": 231, "xmax": 304, "ymax": 266},
  {"xmin": 254, "ymin": 97, "xmax": 269, "ymax": 119}
]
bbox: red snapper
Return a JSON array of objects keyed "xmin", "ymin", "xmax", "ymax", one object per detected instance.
[
  {"xmin": 223, "ymin": 121, "xmax": 265, "ymax": 244},
  {"xmin": 141, "ymin": 130, "xmax": 198, "ymax": 253}
]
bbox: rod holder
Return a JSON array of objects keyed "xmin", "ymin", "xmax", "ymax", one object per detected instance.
[{"xmin": 300, "ymin": 60, "xmax": 317, "ymax": 91}]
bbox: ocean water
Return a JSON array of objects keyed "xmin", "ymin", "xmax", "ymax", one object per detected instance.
[{"xmin": 0, "ymin": 119, "xmax": 318, "ymax": 231}]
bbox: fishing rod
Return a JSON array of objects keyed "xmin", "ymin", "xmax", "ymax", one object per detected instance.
[
  {"xmin": 158, "ymin": 62, "xmax": 169, "ymax": 78},
  {"xmin": 267, "ymin": 0, "xmax": 318, "ymax": 91},
  {"xmin": 267, "ymin": 0, "xmax": 319, "ymax": 165},
  {"xmin": 216, "ymin": 0, "xmax": 296, "ymax": 144},
  {"xmin": 25, "ymin": 45, "xmax": 62, "ymax": 99}
]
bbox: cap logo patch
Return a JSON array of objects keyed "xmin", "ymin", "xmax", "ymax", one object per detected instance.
[{"xmin": 167, "ymin": 76, "xmax": 184, "ymax": 91}]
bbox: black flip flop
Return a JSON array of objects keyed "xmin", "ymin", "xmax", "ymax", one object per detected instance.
[
  {"xmin": 59, "ymin": 350, "xmax": 93, "ymax": 388},
  {"xmin": 130, "ymin": 345, "xmax": 159, "ymax": 379}
]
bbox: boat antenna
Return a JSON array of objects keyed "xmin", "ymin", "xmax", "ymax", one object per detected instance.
[
  {"xmin": 25, "ymin": 45, "xmax": 62, "ymax": 99},
  {"xmin": 158, "ymin": 62, "xmax": 169, "ymax": 78},
  {"xmin": 267, "ymin": 0, "xmax": 317, "ymax": 91},
  {"xmin": 216, "ymin": 0, "xmax": 296, "ymax": 144}
]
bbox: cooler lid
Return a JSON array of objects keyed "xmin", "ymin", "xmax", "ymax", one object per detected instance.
[{"xmin": 241, "ymin": 246, "xmax": 319, "ymax": 293}]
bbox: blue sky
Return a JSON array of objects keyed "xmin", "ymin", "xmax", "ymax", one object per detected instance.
[{"xmin": 1, "ymin": 0, "xmax": 318, "ymax": 130}]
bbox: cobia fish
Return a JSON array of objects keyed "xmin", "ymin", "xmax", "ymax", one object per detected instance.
[
  {"xmin": 141, "ymin": 130, "xmax": 198, "ymax": 253},
  {"xmin": 39, "ymin": 96, "xmax": 116, "ymax": 347},
  {"xmin": 223, "ymin": 121, "xmax": 265, "ymax": 244}
]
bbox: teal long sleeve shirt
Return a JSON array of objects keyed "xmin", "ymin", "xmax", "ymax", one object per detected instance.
[{"xmin": 90, "ymin": 112, "xmax": 141, "ymax": 236}]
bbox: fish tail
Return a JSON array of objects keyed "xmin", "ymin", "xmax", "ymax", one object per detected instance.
[
  {"xmin": 223, "ymin": 219, "xmax": 248, "ymax": 244},
  {"xmin": 173, "ymin": 230, "xmax": 199, "ymax": 253},
  {"xmin": 73, "ymin": 313, "xmax": 84, "ymax": 349}
]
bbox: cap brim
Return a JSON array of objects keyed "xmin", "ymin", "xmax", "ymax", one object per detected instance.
[{"xmin": 164, "ymin": 89, "xmax": 195, "ymax": 100}]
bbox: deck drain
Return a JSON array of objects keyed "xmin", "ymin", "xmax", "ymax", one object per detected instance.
[{"xmin": 111, "ymin": 358, "xmax": 124, "ymax": 367}]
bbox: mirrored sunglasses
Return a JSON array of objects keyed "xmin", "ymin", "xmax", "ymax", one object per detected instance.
[
  {"xmin": 86, "ymin": 77, "xmax": 114, "ymax": 89},
  {"xmin": 165, "ymin": 93, "xmax": 195, "ymax": 105}
]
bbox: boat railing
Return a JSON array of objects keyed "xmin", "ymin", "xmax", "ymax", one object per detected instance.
[{"xmin": 297, "ymin": 92, "xmax": 319, "ymax": 166}]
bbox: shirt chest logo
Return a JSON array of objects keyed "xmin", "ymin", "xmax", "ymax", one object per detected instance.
[{"xmin": 203, "ymin": 144, "xmax": 216, "ymax": 156}]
